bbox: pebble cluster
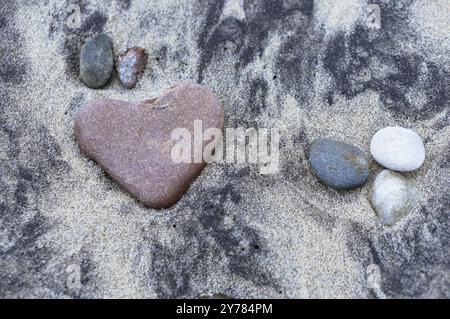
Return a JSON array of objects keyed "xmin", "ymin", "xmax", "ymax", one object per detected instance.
[
  {"xmin": 77, "ymin": 33, "xmax": 426, "ymax": 224},
  {"xmin": 80, "ymin": 33, "xmax": 148, "ymax": 89},
  {"xmin": 309, "ymin": 127, "xmax": 425, "ymax": 226}
]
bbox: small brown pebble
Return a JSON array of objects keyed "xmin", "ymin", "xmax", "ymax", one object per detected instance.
[
  {"xmin": 74, "ymin": 83, "xmax": 224, "ymax": 209},
  {"xmin": 116, "ymin": 46, "xmax": 148, "ymax": 89}
]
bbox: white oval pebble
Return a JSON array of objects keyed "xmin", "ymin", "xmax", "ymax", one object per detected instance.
[
  {"xmin": 370, "ymin": 127, "xmax": 425, "ymax": 172},
  {"xmin": 369, "ymin": 170, "xmax": 419, "ymax": 226}
]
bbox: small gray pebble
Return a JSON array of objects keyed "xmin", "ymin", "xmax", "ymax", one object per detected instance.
[
  {"xmin": 79, "ymin": 33, "xmax": 113, "ymax": 89},
  {"xmin": 309, "ymin": 138, "xmax": 370, "ymax": 190}
]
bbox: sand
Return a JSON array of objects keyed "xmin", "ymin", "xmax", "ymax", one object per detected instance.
[{"xmin": 0, "ymin": 0, "xmax": 449, "ymax": 298}]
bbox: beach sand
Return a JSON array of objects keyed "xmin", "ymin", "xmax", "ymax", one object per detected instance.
[{"xmin": 0, "ymin": 0, "xmax": 449, "ymax": 298}]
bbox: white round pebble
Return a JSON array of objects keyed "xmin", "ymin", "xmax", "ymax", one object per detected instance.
[
  {"xmin": 369, "ymin": 170, "xmax": 419, "ymax": 226},
  {"xmin": 370, "ymin": 127, "xmax": 425, "ymax": 172}
]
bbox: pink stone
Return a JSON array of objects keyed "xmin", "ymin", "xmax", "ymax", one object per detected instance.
[{"xmin": 74, "ymin": 83, "xmax": 224, "ymax": 208}]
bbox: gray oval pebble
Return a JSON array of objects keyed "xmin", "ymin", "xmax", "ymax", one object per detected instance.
[
  {"xmin": 80, "ymin": 33, "xmax": 113, "ymax": 89},
  {"xmin": 309, "ymin": 138, "xmax": 370, "ymax": 190}
]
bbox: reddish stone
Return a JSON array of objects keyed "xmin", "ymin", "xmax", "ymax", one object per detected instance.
[
  {"xmin": 74, "ymin": 83, "xmax": 224, "ymax": 208},
  {"xmin": 116, "ymin": 46, "xmax": 148, "ymax": 89}
]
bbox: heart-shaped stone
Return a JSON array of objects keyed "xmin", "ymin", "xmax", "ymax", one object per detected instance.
[{"xmin": 74, "ymin": 83, "xmax": 224, "ymax": 208}]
